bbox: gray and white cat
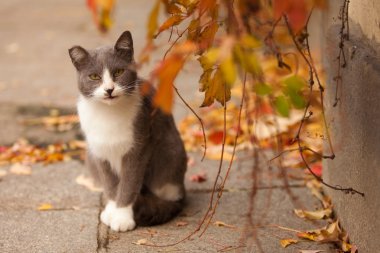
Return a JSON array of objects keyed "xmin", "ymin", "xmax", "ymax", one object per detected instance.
[{"xmin": 68, "ymin": 31, "xmax": 187, "ymax": 232}]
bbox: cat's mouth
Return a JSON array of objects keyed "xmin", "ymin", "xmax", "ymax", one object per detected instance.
[{"xmin": 104, "ymin": 95, "xmax": 118, "ymax": 100}]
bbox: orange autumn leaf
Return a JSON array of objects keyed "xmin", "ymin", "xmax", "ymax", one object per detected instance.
[
  {"xmin": 153, "ymin": 42, "xmax": 197, "ymax": 113},
  {"xmin": 199, "ymin": 0, "xmax": 217, "ymax": 15},
  {"xmin": 153, "ymin": 56, "xmax": 185, "ymax": 114},
  {"xmin": 87, "ymin": 0, "xmax": 115, "ymax": 32},
  {"xmin": 273, "ymin": 0, "xmax": 308, "ymax": 33},
  {"xmin": 280, "ymin": 238, "xmax": 298, "ymax": 248},
  {"xmin": 156, "ymin": 15, "xmax": 185, "ymax": 37},
  {"xmin": 147, "ymin": 0, "xmax": 161, "ymax": 40}
]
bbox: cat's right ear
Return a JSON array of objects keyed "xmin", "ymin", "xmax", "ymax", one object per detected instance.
[{"xmin": 68, "ymin": 46, "xmax": 89, "ymax": 70}]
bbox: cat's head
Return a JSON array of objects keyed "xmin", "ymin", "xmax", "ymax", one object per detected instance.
[{"xmin": 68, "ymin": 31, "xmax": 138, "ymax": 105}]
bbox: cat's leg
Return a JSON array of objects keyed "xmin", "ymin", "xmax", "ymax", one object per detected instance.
[
  {"xmin": 88, "ymin": 153, "xmax": 119, "ymax": 227},
  {"xmin": 107, "ymin": 152, "xmax": 147, "ymax": 232}
]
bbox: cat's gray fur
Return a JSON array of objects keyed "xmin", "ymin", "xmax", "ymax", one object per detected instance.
[{"xmin": 69, "ymin": 31, "xmax": 187, "ymax": 228}]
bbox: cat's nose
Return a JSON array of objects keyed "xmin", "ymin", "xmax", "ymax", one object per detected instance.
[{"xmin": 105, "ymin": 88, "xmax": 114, "ymax": 96}]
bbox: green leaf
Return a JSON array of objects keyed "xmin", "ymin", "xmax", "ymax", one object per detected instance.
[
  {"xmin": 284, "ymin": 75, "xmax": 305, "ymax": 91},
  {"xmin": 275, "ymin": 96, "xmax": 290, "ymax": 117},
  {"xmin": 283, "ymin": 75, "xmax": 306, "ymax": 109},
  {"xmin": 254, "ymin": 83, "xmax": 272, "ymax": 96},
  {"xmin": 288, "ymin": 89, "xmax": 306, "ymax": 108}
]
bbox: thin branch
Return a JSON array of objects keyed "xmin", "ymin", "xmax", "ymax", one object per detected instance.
[
  {"xmin": 283, "ymin": 13, "xmax": 364, "ymax": 197},
  {"xmin": 173, "ymin": 85, "xmax": 207, "ymax": 161}
]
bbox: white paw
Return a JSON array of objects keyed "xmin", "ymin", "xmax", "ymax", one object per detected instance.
[
  {"xmin": 109, "ymin": 205, "xmax": 136, "ymax": 232},
  {"xmin": 100, "ymin": 200, "xmax": 116, "ymax": 226}
]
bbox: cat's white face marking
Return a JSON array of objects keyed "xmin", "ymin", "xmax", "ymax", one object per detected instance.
[
  {"xmin": 92, "ymin": 68, "xmax": 124, "ymax": 105},
  {"xmin": 101, "ymin": 201, "xmax": 135, "ymax": 232},
  {"xmin": 153, "ymin": 183, "xmax": 183, "ymax": 201}
]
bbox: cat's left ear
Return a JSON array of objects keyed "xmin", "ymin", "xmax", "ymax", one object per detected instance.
[{"xmin": 114, "ymin": 31, "xmax": 134, "ymax": 59}]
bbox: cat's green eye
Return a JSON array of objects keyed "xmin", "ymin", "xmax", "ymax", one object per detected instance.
[
  {"xmin": 113, "ymin": 69, "xmax": 125, "ymax": 78},
  {"xmin": 89, "ymin": 74, "xmax": 101, "ymax": 80}
]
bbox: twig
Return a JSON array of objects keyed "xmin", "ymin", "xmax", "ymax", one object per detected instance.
[
  {"xmin": 173, "ymin": 85, "xmax": 207, "ymax": 161},
  {"xmin": 283, "ymin": 13, "xmax": 364, "ymax": 197}
]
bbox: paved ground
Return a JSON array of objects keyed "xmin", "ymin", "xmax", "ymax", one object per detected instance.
[{"xmin": 0, "ymin": 1, "xmax": 337, "ymax": 252}]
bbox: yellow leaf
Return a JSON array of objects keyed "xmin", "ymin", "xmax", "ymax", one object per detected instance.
[
  {"xmin": 156, "ymin": 15, "xmax": 185, "ymax": 36},
  {"xmin": 280, "ymin": 239, "xmax": 298, "ymax": 248},
  {"xmin": 75, "ymin": 174, "xmax": 103, "ymax": 192},
  {"xmin": 294, "ymin": 208, "xmax": 332, "ymax": 220},
  {"xmin": 296, "ymin": 232, "xmax": 318, "ymax": 241},
  {"xmin": 220, "ymin": 56, "xmax": 237, "ymax": 85},
  {"xmin": 201, "ymin": 69, "xmax": 230, "ymax": 107},
  {"xmin": 0, "ymin": 169, "xmax": 7, "ymax": 177},
  {"xmin": 199, "ymin": 69, "xmax": 213, "ymax": 92},
  {"xmin": 133, "ymin": 238, "xmax": 152, "ymax": 246},
  {"xmin": 10, "ymin": 163, "xmax": 32, "ymax": 175},
  {"xmin": 240, "ymin": 34, "xmax": 261, "ymax": 49},
  {"xmin": 37, "ymin": 203, "xmax": 53, "ymax": 211},
  {"xmin": 214, "ymin": 221, "xmax": 236, "ymax": 228},
  {"xmin": 147, "ymin": 0, "xmax": 161, "ymax": 39},
  {"xmin": 203, "ymin": 48, "xmax": 220, "ymax": 68}
]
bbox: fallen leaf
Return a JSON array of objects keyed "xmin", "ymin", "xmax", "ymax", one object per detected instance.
[
  {"xmin": 280, "ymin": 238, "xmax": 298, "ymax": 248},
  {"xmin": 37, "ymin": 203, "xmax": 53, "ymax": 211},
  {"xmin": 75, "ymin": 174, "xmax": 103, "ymax": 192},
  {"xmin": 0, "ymin": 169, "xmax": 7, "ymax": 177},
  {"xmin": 298, "ymin": 250, "xmax": 324, "ymax": 253},
  {"xmin": 10, "ymin": 163, "xmax": 32, "ymax": 175},
  {"xmin": 294, "ymin": 208, "xmax": 332, "ymax": 220},
  {"xmin": 214, "ymin": 221, "xmax": 236, "ymax": 229},
  {"xmin": 176, "ymin": 221, "xmax": 188, "ymax": 227},
  {"xmin": 189, "ymin": 172, "xmax": 207, "ymax": 183},
  {"xmin": 133, "ymin": 238, "xmax": 153, "ymax": 246},
  {"xmin": 297, "ymin": 221, "xmax": 341, "ymax": 243}
]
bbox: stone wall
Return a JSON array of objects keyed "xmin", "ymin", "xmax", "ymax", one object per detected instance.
[{"xmin": 322, "ymin": 1, "xmax": 380, "ymax": 252}]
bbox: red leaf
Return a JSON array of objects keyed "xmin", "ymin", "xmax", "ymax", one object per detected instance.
[
  {"xmin": 309, "ymin": 163, "xmax": 322, "ymax": 177},
  {"xmin": 273, "ymin": 0, "xmax": 308, "ymax": 33},
  {"xmin": 208, "ymin": 130, "xmax": 224, "ymax": 145},
  {"xmin": 189, "ymin": 172, "xmax": 207, "ymax": 183}
]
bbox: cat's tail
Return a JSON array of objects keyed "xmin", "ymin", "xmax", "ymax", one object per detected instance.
[{"xmin": 133, "ymin": 189, "xmax": 185, "ymax": 226}]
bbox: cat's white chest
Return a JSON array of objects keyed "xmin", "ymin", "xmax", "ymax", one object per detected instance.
[{"xmin": 77, "ymin": 96, "xmax": 141, "ymax": 174}]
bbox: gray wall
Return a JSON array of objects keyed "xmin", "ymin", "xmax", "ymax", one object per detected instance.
[{"xmin": 322, "ymin": 1, "xmax": 380, "ymax": 252}]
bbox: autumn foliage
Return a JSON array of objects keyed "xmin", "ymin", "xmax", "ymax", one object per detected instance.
[{"xmin": 87, "ymin": 0, "xmax": 326, "ymax": 115}]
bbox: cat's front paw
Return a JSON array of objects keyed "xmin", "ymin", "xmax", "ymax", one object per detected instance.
[
  {"xmin": 100, "ymin": 200, "xmax": 116, "ymax": 226},
  {"xmin": 109, "ymin": 206, "xmax": 136, "ymax": 232}
]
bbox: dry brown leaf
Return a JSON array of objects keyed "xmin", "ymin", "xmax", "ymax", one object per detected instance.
[
  {"xmin": 10, "ymin": 163, "xmax": 32, "ymax": 175},
  {"xmin": 280, "ymin": 238, "xmax": 298, "ymax": 248},
  {"xmin": 298, "ymin": 250, "xmax": 325, "ymax": 253},
  {"xmin": 37, "ymin": 203, "xmax": 53, "ymax": 211},
  {"xmin": 297, "ymin": 221, "xmax": 341, "ymax": 243},
  {"xmin": 294, "ymin": 208, "xmax": 332, "ymax": 220},
  {"xmin": 75, "ymin": 174, "xmax": 103, "ymax": 192},
  {"xmin": 214, "ymin": 221, "xmax": 236, "ymax": 229},
  {"xmin": 176, "ymin": 221, "xmax": 188, "ymax": 227},
  {"xmin": 133, "ymin": 238, "xmax": 153, "ymax": 246}
]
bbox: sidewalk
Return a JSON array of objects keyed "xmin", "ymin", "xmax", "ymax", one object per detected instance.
[{"xmin": 0, "ymin": 1, "xmax": 337, "ymax": 252}]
